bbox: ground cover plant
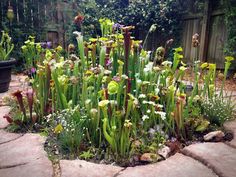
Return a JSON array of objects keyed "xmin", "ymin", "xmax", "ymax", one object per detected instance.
[{"xmin": 3, "ymin": 19, "xmax": 235, "ymax": 166}]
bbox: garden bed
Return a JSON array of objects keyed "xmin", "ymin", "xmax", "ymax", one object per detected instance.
[{"xmin": 2, "ymin": 19, "xmax": 236, "ymax": 167}]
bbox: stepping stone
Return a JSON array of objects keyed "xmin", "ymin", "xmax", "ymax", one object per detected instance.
[
  {"xmin": 224, "ymin": 120, "xmax": 236, "ymax": 148},
  {"xmin": 118, "ymin": 153, "xmax": 216, "ymax": 177},
  {"xmin": 0, "ymin": 130, "xmax": 23, "ymax": 144},
  {"xmin": 9, "ymin": 81, "xmax": 22, "ymax": 88},
  {"xmin": 0, "ymin": 134, "xmax": 52, "ymax": 170},
  {"xmin": 0, "ymin": 158, "xmax": 52, "ymax": 177},
  {"xmin": 182, "ymin": 142, "xmax": 236, "ymax": 177},
  {"xmin": 0, "ymin": 106, "xmax": 10, "ymax": 129},
  {"xmin": 60, "ymin": 159, "xmax": 124, "ymax": 177}
]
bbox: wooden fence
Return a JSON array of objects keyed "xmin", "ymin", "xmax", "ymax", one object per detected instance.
[
  {"xmin": 181, "ymin": 0, "xmax": 228, "ymax": 69},
  {"xmin": 0, "ymin": 0, "xmax": 73, "ymax": 48},
  {"xmin": 0, "ymin": 0, "xmax": 233, "ymax": 69}
]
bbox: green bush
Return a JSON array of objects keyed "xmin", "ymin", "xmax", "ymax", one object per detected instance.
[{"xmin": 202, "ymin": 96, "xmax": 235, "ymax": 126}]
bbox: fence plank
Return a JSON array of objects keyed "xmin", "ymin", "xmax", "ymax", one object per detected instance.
[
  {"xmin": 207, "ymin": 15, "xmax": 227, "ymax": 69},
  {"xmin": 199, "ymin": 0, "xmax": 211, "ymax": 62}
]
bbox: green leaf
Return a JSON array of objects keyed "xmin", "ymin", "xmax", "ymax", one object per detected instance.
[{"xmin": 195, "ymin": 120, "xmax": 210, "ymax": 132}]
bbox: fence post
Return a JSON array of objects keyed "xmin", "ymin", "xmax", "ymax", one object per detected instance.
[{"xmin": 199, "ymin": 0, "xmax": 211, "ymax": 62}]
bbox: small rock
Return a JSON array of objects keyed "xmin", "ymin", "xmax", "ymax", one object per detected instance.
[
  {"xmin": 133, "ymin": 140, "xmax": 142, "ymax": 148},
  {"xmin": 54, "ymin": 150, "xmax": 59, "ymax": 155},
  {"xmin": 158, "ymin": 145, "xmax": 171, "ymax": 159},
  {"xmin": 165, "ymin": 139, "xmax": 182, "ymax": 155},
  {"xmin": 99, "ymin": 159, "xmax": 106, "ymax": 164},
  {"xmin": 204, "ymin": 131, "xmax": 225, "ymax": 142},
  {"xmin": 140, "ymin": 153, "xmax": 162, "ymax": 163}
]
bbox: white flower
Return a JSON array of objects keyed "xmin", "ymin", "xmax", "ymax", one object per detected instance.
[
  {"xmin": 142, "ymin": 100, "xmax": 148, "ymax": 104},
  {"xmin": 147, "ymin": 109, "xmax": 151, "ymax": 114},
  {"xmin": 142, "ymin": 115, "xmax": 149, "ymax": 121},
  {"xmin": 73, "ymin": 31, "xmax": 82, "ymax": 37},
  {"xmin": 194, "ymin": 60, "xmax": 200, "ymax": 64},
  {"xmin": 161, "ymin": 61, "xmax": 172, "ymax": 67},
  {"xmin": 149, "ymin": 24, "xmax": 157, "ymax": 33},
  {"xmin": 155, "ymin": 88, "xmax": 160, "ymax": 95},
  {"xmin": 144, "ymin": 62, "xmax": 153, "ymax": 72},
  {"xmin": 104, "ymin": 70, "xmax": 112, "ymax": 75},
  {"xmin": 121, "ymin": 75, "xmax": 128, "ymax": 80},
  {"xmin": 142, "ymin": 81, "xmax": 150, "ymax": 85},
  {"xmin": 156, "ymin": 104, "xmax": 164, "ymax": 108},
  {"xmin": 55, "ymin": 61, "xmax": 65, "ymax": 69},
  {"xmin": 193, "ymin": 95, "xmax": 200, "ymax": 102},
  {"xmin": 136, "ymin": 79, "xmax": 142, "ymax": 84},
  {"xmin": 138, "ymin": 94, "xmax": 146, "ymax": 99},
  {"xmin": 148, "ymin": 101, "xmax": 156, "ymax": 106},
  {"xmin": 155, "ymin": 111, "xmax": 166, "ymax": 120},
  {"xmin": 85, "ymin": 99, "xmax": 91, "ymax": 105},
  {"xmin": 58, "ymin": 75, "xmax": 68, "ymax": 84}
]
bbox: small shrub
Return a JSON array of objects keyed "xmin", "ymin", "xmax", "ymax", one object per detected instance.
[{"xmin": 202, "ymin": 96, "xmax": 235, "ymax": 126}]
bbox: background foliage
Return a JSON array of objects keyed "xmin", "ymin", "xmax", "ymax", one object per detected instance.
[{"xmin": 0, "ymin": 0, "xmax": 235, "ymax": 63}]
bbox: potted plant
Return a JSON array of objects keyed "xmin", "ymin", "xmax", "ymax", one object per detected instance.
[{"xmin": 0, "ymin": 31, "xmax": 15, "ymax": 93}]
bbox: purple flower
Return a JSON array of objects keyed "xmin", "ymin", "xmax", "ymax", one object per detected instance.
[
  {"xmin": 139, "ymin": 44, "xmax": 143, "ymax": 52},
  {"xmin": 112, "ymin": 23, "xmax": 124, "ymax": 30},
  {"xmin": 46, "ymin": 42, "xmax": 52, "ymax": 49},
  {"xmin": 113, "ymin": 76, "xmax": 121, "ymax": 82},
  {"xmin": 40, "ymin": 42, "xmax": 47, "ymax": 49},
  {"xmin": 40, "ymin": 41, "xmax": 52, "ymax": 49},
  {"xmin": 106, "ymin": 59, "xmax": 112, "ymax": 66},
  {"xmin": 31, "ymin": 67, "xmax": 36, "ymax": 74}
]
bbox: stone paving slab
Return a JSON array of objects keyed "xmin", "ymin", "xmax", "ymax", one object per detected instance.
[
  {"xmin": 0, "ymin": 106, "xmax": 10, "ymax": 129},
  {"xmin": 118, "ymin": 153, "xmax": 217, "ymax": 177},
  {"xmin": 182, "ymin": 142, "xmax": 236, "ymax": 177},
  {"xmin": 60, "ymin": 159, "xmax": 124, "ymax": 177},
  {"xmin": 0, "ymin": 130, "xmax": 23, "ymax": 144},
  {"xmin": 0, "ymin": 134, "xmax": 51, "ymax": 168},
  {"xmin": 0, "ymin": 158, "xmax": 52, "ymax": 177},
  {"xmin": 0, "ymin": 74, "xmax": 27, "ymax": 106},
  {"xmin": 224, "ymin": 120, "xmax": 236, "ymax": 148}
]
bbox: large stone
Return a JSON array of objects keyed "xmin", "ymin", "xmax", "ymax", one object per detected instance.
[
  {"xmin": 118, "ymin": 153, "xmax": 217, "ymax": 177},
  {"xmin": 0, "ymin": 158, "xmax": 52, "ymax": 177},
  {"xmin": 0, "ymin": 106, "xmax": 10, "ymax": 129},
  {"xmin": 0, "ymin": 134, "xmax": 50, "ymax": 168},
  {"xmin": 158, "ymin": 145, "xmax": 171, "ymax": 159},
  {"xmin": 203, "ymin": 131, "xmax": 225, "ymax": 142},
  {"xmin": 182, "ymin": 142, "xmax": 236, "ymax": 177},
  {"xmin": 140, "ymin": 153, "xmax": 162, "ymax": 162},
  {"xmin": 224, "ymin": 120, "xmax": 236, "ymax": 148},
  {"xmin": 0, "ymin": 130, "xmax": 23, "ymax": 144},
  {"xmin": 60, "ymin": 159, "xmax": 124, "ymax": 177}
]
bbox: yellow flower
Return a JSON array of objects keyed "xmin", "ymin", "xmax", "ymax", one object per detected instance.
[
  {"xmin": 85, "ymin": 70, "xmax": 93, "ymax": 75},
  {"xmin": 181, "ymin": 61, "xmax": 187, "ymax": 66},
  {"xmin": 118, "ymin": 60, "xmax": 124, "ymax": 66},
  {"xmin": 174, "ymin": 47, "xmax": 183, "ymax": 53},
  {"xmin": 55, "ymin": 45, "xmax": 63, "ymax": 52},
  {"xmin": 54, "ymin": 124, "xmax": 63, "ymax": 134},
  {"xmin": 200, "ymin": 62, "xmax": 208, "ymax": 69},
  {"xmin": 98, "ymin": 100, "xmax": 109, "ymax": 108},
  {"xmin": 208, "ymin": 63, "xmax": 216, "ymax": 70},
  {"xmin": 108, "ymin": 81, "xmax": 119, "ymax": 95},
  {"xmin": 179, "ymin": 66, "xmax": 187, "ymax": 71},
  {"xmin": 45, "ymin": 49, "xmax": 53, "ymax": 60},
  {"xmin": 21, "ymin": 45, "xmax": 27, "ymax": 52},
  {"xmin": 124, "ymin": 119, "xmax": 132, "ymax": 128},
  {"xmin": 225, "ymin": 56, "xmax": 234, "ymax": 62},
  {"xmin": 168, "ymin": 85, "xmax": 176, "ymax": 92},
  {"xmin": 89, "ymin": 38, "xmax": 98, "ymax": 43}
]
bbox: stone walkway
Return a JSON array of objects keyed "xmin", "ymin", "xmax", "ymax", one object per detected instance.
[{"xmin": 0, "ymin": 75, "xmax": 236, "ymax": 177}]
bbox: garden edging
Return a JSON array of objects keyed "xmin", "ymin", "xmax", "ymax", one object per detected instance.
[{"xmin": 1, "ymin": 105, "xmax": 236, "ymax": 177}]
